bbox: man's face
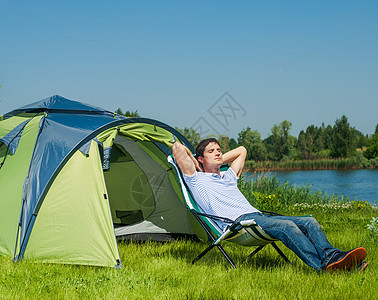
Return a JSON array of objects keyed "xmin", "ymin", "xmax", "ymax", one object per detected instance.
[{"xmin": 198, "ymin": 142, "xmax": 223, "ymax": 168}]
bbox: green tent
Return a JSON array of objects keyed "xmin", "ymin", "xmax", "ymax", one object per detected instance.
[{"xmin": 0, "ymin": 95, "xmax": 200, "ymax": 267}]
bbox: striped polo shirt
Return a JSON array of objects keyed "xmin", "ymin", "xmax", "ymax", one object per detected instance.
[{"xmin": 183, "ymin": 168, "xmax": 260, "ymax": 230}]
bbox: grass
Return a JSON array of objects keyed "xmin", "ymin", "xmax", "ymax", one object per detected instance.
[
  {"xmin": 1, "ymin": 178, "xmax": 377, "ymax": 299},
  {"xmin": 1, "ymin": 216, "xmax": 377, "ymax": 300},
  {"xmin": 1, "ymin": 210, "xmax": 376, "ymax": 299}
]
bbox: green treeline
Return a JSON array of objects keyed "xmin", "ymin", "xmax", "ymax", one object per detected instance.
[
  {"xmin": 114, "ymin": 108, "xmax": 378, "ymax": 171},
  {"xmin": 115, "ymin": 108, "xmax": 141, "ymax": 118},
  {"xmin": 174, "ymin": 115, "xmax": 378, "ymax": 171}
]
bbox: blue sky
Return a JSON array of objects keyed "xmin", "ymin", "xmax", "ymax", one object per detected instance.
[{"xmin": 1, "ymin": 0, "xmax": 377, "ymax": 138}]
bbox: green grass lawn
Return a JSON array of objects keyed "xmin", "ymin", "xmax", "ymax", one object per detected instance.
[{"xmin": 0, "ymin": 209, "xmax": 376, "ymax": 299}]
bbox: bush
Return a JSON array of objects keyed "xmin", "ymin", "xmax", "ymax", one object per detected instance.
[
  {"xmin": 351, "ymin": 200, "xmax": 372, "ymax": 210},
  {"xmin": 252, "ymin": 192, "xmax": 282, "ymax": 211},
  {"xmin": 316, "ymin": 149, "xmax": 332, "ymax": 159},
  {"xmin": 244, "ymin": 160, "xmax": 257, "ymax": 170},
  {"xmin": 367, "ymin": 217, "xmax": 378, "ymax": 239},
  {"xmin": 355, "ymin": 151, "xmax": 371, "ymax": 168},
  {"xmin": 369, "ymin": 157, "xmax": 378, "ymax": 168}
]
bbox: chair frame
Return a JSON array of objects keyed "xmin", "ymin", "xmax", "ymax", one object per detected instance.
[
  {"xmin": 191, "ymin": 210, "xmax": 291, "ymax": 268},
  {"xmin": 168, "ymin": 155, "xmax": 291, "ymax": 269}
]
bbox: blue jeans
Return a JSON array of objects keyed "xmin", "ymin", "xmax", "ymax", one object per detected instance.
[{"xmin": 238, "ymin": 213, "xmax": 340, "ymax": 271}]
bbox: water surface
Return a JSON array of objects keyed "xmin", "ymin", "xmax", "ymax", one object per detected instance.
[{"xmin": 245, "ymin": 169, "xmax": 378, "ymax": 206}]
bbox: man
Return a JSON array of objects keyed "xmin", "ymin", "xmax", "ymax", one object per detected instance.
[{"xmin": 172, "ymin": 138, "xmax": 368, "ymax": 272}]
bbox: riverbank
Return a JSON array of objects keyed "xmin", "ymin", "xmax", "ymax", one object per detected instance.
[{"xmin": 245, "ymin": 157, "xmax": 378, "ymax": 172}]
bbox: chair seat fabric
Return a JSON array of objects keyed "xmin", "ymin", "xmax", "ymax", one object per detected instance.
[{"xmin": 226, "ymin": 226, "xmax": 277, "ymax": 246}]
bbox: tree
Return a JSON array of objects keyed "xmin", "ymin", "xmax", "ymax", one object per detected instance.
[
  {"xmin": 353, "ymin": 128, "xmax": 368, "ymax": 149},
  {"xmin": 320, "ymin": 123, "xmax": 334, "ymax": 151},
  {"xmin": 174, "ymin": 127, "xmax": 201, "ymax": 148},
  {"xmin": 228, "ymin": 138, "xmax": 238, "ymax": 150},
  {"xmin": 297, "ymin": 124, "xmax": 336, "ymax": 159},
  {"xmin": 270, "ymin": 124, "xmax": 283, "ymax": 160},
  {"xmin": 298, "ymin": 125, "xmax": 317, "ymax": 160},
  {"xmin": 115, "ymin": 108, "xmax": 140, "ymax": 117},
  {"xmin": 331, "ymin": 115, "xmax": 357, "ymax": 158},
  {"xmin": 237, "ymin": 127, "xmax": 267, "ymax": 161},
  {"xmin": 268, "ymin": 120, "xmax": 295, "ymax": 160},
  {"xmin": 217, "ymin": 135, "xmax": 230, "ymax": 153},
  {"xmin": 364, "ymin": 130, "xmax": 378, "ymax": 159}
]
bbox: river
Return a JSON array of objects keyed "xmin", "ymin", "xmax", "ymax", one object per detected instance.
[{"xmin": 244, "ymin": 169, "xmax": 378, "ymax": 206}]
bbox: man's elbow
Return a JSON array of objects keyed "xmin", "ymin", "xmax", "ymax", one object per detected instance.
[
  {"xmin": 239, "ymin": 146, "xmax": 247, "ymax": 157},
  {"xmin": 172, "ymin": 141, "xmax": 179, "ymax": 155},
  {"xmin": 172, "ymin": 141, "xmax": 184, "ymax": 158}
]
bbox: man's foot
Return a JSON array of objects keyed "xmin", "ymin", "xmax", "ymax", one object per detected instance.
[
  {"xmin": 326, "ymin": 247, "xmax": 367, "ymax": 273},
  {"xmin": 357, "ymin": 261, "xmax": 369, "ymax": 273}
]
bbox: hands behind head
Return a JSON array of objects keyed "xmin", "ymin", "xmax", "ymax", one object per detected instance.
[{"xmin": 195, "ymin": 160, "xmax": 203, "ymax": 172}]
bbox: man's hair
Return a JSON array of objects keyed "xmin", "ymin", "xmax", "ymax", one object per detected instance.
[{"xmin": 195, "ymin": 138, "xmax": 220, "ymax": 159}]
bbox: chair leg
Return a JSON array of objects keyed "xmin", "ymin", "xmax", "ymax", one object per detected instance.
[
  {"xmin": 192, "ymin": 244, "xmax": 215, "ymax": 264},
  {"xmin": 271, "ymin": 242, "xmax": 291, "ymax": 264},
  {"xmin": 242, "ymin": 245, "xmax": 266, "ymax": 265},
  {"xmin": 216, "ymin": 244, "xmax": 236, "ymax": 269},
  {"xmin": 191, "ymin": 212, "xmax": 237, "ymax": 268},
  {"xmin": 192, "ymin": 243, "xmax": 236, "ymax": 269},
  {"xmin": 247, "ymin": 245, "xmax": 266, "ymax": 259}
]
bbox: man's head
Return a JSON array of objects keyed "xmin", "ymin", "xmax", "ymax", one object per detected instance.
[{"xmin": 195, "ymin": 138, "xmax": 222, "ymax": 172}]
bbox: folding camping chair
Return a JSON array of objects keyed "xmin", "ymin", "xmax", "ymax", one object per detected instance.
[{"xmin": 168, "ymin": 155, "xmax": 291, "ymax": 269}]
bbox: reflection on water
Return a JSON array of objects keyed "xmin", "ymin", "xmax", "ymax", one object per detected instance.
[{"xmin": 244, "ymin": 169, "xmax": 378, "ymax": 205}]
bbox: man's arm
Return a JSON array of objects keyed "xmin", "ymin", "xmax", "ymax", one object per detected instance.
[
  {"xmin": 172, "ymin": 142, "xmax": 201, "ymax": 176},
  {"xmin": 222, "ymin": 146, "xmax": 247, "ymax": 177}
]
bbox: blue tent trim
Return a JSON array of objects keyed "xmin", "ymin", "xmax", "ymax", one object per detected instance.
[
  {"xmin": 0, "ymin": 119, "xmax": 31, "ymax": 155},
  {"xmin": 2, "ymin": 95, "xmax": 118, "ymax": 119}
]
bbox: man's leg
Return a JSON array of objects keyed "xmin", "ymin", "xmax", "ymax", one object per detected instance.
[
  {"xmin": 267, "ymin": 215, "xmax": 340, "ymax": 266},
  {"xmin": 241, "ymin": 213, "xmax": 366, "ymax": 272},
  {"xmin": 241, "ymin": 213, "xmax": 329, "ymax": 271},
  {"xmin": 267, "ymin": 215, "xmax": 367, "ymax": 272}
]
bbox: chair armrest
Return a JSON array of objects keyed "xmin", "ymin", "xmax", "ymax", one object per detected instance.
[
  {"xmin": 239, "ymin": 219, "xmax": 256, "ymax": 227},
  {"xmin": 227, "ymin": 217, "xmax": 256, "ymax": 232}
]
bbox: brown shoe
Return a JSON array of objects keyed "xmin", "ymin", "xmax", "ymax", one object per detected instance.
[{"xmin": 326, "ymin": 247, "xmax": 367, "ymax": 273}]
